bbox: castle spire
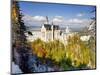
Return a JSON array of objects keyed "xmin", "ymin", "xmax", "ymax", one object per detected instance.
[{"xmin": 46, "ymin": 16, "xmax": 49, "ymax": 24}]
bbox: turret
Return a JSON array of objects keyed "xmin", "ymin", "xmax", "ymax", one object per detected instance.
[{"xmin": 66, "ymin": 26, "xmax": 70, "ymax": 33}]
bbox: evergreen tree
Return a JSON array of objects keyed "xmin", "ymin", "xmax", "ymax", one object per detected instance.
[{"xmin": 12, "ymin": 1, "xmax": 32, "ymax": 73}]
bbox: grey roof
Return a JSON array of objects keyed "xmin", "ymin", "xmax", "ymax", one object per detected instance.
[
  {"xmin": 53, "ymin": 25, "xmax": 59, "ymax": 30},
  {"xmin": 44, "ymin": 24, "xmax": 59, "ymax": 30},
  {"xmin": 44, "ymin": 24, "xmax": 51, "ymax": 30}
]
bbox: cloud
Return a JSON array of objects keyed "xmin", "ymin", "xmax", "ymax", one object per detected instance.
[
  {"xmin": 68, "ymin": 18, "xmax": 83, "ymax": 23},
  {"xmin": 65, "ymin": 18, "xmax": 91, "ymax": 25},
  {"xmin": 52, "ymin": 16, "xmax": 91, "ymax": 26},
  {"xmin": 22, "ymin": 15, "xmax": 35, "ymax": 26},
  {"xmin": 22, "ymin": 15, "xmax": 91, "ymax": 29},
  {"xmin": 22, "ymin": 15, "xmax": 33, "ymax": 22},
  {"xmin": 54, "ymin": 16, "xmax": 63, "ymax": 19},
  {"xmin": 22, "ymin": 15, "xmax": 64, "ymax": 26},
  {"xmin": 22, "ymin": 15, "xmax": 47, "ymax": 26},
  {"xmin": 53, "ymin": 18, "xmax": 63, "ymax": 23},
  {"xmin": 33, "ymin": 16, "xmax": 46, "ymax": 22},
  {"xmin": 77, "ymin": 13, "xmax": 84, "ymax": 17},
  {"xmin": 52, "ymin": 16, "xmax": 63, "ymax": 24}
]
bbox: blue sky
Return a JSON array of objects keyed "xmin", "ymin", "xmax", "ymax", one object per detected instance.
[{"xmin": 18, "ymin": 1, "xmax": 96, "ymax": 30}]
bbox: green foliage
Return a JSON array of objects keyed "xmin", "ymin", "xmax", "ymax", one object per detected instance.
[
  {"xmin": 31, "ymin": 38, "xmax": 47, "ymax": 58},
  {"xmin": 30, "ymin": 33, "xmax": 96, "ymax": 70},
  {"xmin": 60, "ymin": 58, "xmax": 73, "ymax": 70},
  {"xmin": 31, "ymin": 39, "xmax": 65, "ymax": 62},
  {"xmin": 66, "ymin": 34, "xmax": 91, "ymax": 67}
]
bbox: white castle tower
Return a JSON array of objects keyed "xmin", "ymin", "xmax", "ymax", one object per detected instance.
[{"xmin": 66, "ymin": 26, "xmax": 70, "ymax": 33}]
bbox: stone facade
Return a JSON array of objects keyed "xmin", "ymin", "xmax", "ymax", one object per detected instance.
[{"xmin": 26, "ymin": 23, "xmax": 72, "ymax": 45}]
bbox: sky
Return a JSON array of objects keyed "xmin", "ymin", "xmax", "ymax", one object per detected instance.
[{"xmin": 18, "ymin": 1, "xmax": 96, "ymax": 30}]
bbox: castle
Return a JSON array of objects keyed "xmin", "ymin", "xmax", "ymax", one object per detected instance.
[
  {"xmin": 25, "ymin": 24, "xmax": 73, "ymax": 45},
  {"xmin": 25, "ymin": 17, "xmax": 73, "ymax": 44}
]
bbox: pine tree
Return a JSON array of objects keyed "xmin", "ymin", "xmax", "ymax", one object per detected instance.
[{"xmin": 12, "ymin": 1, "xmax": 32, "ymax": 73}]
